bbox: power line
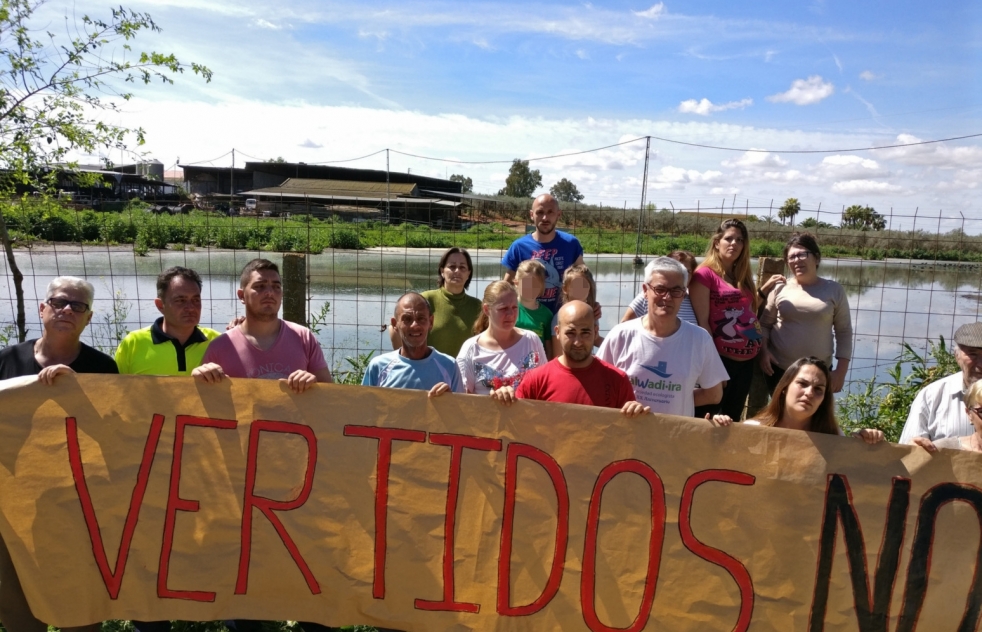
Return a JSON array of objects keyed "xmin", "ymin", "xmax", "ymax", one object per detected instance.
[
  {"xmin": 309, "ymin": 149, "xmax": 387, "ymax": 165},
  {"xmin": 647, "ymin": 132, "xmax": 982, "ymax": 154},
  {"xmin": 181, "ymin": 150, "xmax": 232, "ymax": 166},
  {"xmin": 389, "ymin": 137, "xmax": 648, "ymax": 164}
]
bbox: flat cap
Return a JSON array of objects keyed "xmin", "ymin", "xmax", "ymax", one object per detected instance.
[{"xmin": 954, "ymin": 322, "xmax": 982, "ymax": 348}]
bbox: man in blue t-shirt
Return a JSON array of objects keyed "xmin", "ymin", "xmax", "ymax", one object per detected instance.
[
  {"xmin": 502, "ymin": 193, "xmax": 585, "ymax": 314},
  {"xmin": 363, "ymin": 292, "xmax": 464, "ymax": 395}
]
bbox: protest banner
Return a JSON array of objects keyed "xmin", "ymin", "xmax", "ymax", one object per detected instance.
[{"xmin": 0, "ymin": 374, "xmax": 979, "ymax": 631}]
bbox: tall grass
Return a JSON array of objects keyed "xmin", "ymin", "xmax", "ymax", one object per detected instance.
[{"xmin": 3, "ymin": 197, "xmax": 981, "ymax": 261}]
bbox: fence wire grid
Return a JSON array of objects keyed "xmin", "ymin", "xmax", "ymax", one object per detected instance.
[{"xmin": 0, "ymin": 196, "xmax": 980, "ymax": 395}]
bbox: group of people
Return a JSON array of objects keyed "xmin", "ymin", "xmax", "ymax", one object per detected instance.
[{"xmin": 0, "ymin": 192, "xmax": 979, "ymax": 632}]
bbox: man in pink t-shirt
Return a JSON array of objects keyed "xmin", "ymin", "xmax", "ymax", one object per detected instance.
[
  {"xmin": 496, "ymin": 301, "xmax": 648, "ymax": 417},
  {"xmin": 193, "ymin": 258, "xmax": 332, "ymax": 392}
]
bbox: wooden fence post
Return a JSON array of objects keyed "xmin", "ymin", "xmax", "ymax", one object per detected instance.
[
  {"xmin": 282, "ymin": 253, "xmax": 307, "ymax": 326},
  {"xmin": 747, "ymin": 256, "xmax": 787, "ymax": 417}
]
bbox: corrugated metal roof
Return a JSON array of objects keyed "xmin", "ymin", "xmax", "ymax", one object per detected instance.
[
  {"xmin": 257, "ymin": 178, "xmax": 419, "ymax": 198},
  {"xmin": 240, "ymin": 189, "xmax": 461, "ymax": 207}
]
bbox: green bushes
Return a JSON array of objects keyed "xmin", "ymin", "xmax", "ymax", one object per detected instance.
[{"xmin": 838, "ymin": 337, "xmax": 959, "ymax": 442}]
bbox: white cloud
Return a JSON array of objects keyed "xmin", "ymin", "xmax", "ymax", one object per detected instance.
[
  {"xmin": 633, "ymin": 3, "xmax": 666, "ymax": 19},
  {"xmin": 722, "ymin": 150, "xmax": 788, "ymax": 169},
  {"xmin": 678, "ymin": 97, "xmax": 753, "ymax": 116},
  {"xmin": 859, "ymin": 71, "xmax": 877, "ymax": 81},
  {"xmin": 831, "ymin": 180, "xmax": 903, "ymax": 195},
  {"xmin": 649, "ymin": 166, "xmax": 722, "ymax": 190},
  {"xmin": 576, "ymin": 49, "xmax": 590, "ymax": 60},
  {"xmin": 254, "ymin": 18, "xmax": 282, "ymax": 30},
  {"xmin": 299, "ymin": 139, "xmax": 323, "ymax": 149},
  {"xmin": 815, "ymin": 155, "xmax": 887, "ymax": 180},
  {"xmin": 874, "ymin": 134, "xmax": 982, "ymax": 168},
  {"xmin": 767, "ymin": 76, "xmax": 834, "ymax": 105}
]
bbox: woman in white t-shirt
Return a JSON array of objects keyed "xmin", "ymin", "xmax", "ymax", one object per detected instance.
[
  {"xmin": 456, "ymin": 280, "xmax": 546, "ymax": 395},
  {"xmin": 710, "ymin": 356, "xmax": 884, "ymax": 444}
]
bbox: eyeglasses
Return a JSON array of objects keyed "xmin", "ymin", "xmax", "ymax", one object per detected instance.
[
  {"xmin": 969, "ymin": 406, "xmax": 982, "ymax": 417},
  {"xmin": 45, "ymin": 298, "xmax": 89, "ymax": 314},
  {"xmin": 787, "ymin": 252, "xmax": 812, "ymax": 262},
  {"xmin": 647, "ymin": 286, "xmax": 685, "ymax": 298}
]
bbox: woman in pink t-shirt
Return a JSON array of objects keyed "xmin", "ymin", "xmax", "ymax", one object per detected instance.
[{"xmin": 689, "ymin": 219, "xmax": 763, "ymax": 420}]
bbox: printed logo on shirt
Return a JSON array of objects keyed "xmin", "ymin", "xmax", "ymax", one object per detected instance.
[
  {"xmin": 529, "ymin": 248, "xmax": 565, "ymax": 301},
  {"xmin": 475, "ymin": 351, "xmax": 541, "ymax": 390},
  {"xmin": 248, "ymin": 363, "xmax": 292, "ymax": 379},
  {"xmin": 630, "ymin": 375, "xmax": 682, "ymax": 392},
  {"xmin": 640, "ymin": 361, "xmax": 672, "ymax": 378}
]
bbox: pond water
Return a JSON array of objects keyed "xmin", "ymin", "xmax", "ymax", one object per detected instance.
[{"xmin": 1, "ymin": 246, "xmax": 980, "ymax": 390}]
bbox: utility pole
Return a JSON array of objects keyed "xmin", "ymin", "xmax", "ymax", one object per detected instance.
[
  {"xmin": 231, "ymin": 148, "xmax": 235, "ymax": 199},
  {"xmin": 634, "ymin": 136, "xmax": 651, "ymax": 263},
  {"xmin": 385, "ymin": 148, "xmax": 391, "ymax": 222}
]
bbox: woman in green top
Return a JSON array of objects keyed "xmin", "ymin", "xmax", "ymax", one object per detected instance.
[{"xmin": 389, "ymin": 247, "xmax": 483, "ymax": 357}]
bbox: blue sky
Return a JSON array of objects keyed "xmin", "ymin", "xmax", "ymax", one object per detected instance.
[{"xmin": 47, "ymin": 0, "xmax": 982, "ymax": 224}]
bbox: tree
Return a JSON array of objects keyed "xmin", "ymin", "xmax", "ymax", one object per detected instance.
[
  {"xmin": 265, "ymin": 157, "xmax": 287, "ymax": 163},
  {"xmin": 799, "ymin": 217, "xmax": 835, "ymax": 229},
  {"xmin": 550, "ymin": 178, "xmax": 584, "ymax": 203},
  {"xmin": 449, "ymin": 173, "xmax": 473, "ymax": 193},
  {"xmin": 778, "ymin": 197, "xmax": 800, "ymax": 226},
  {"xmin": 0, "ymin": 0, "xmax": 211, "ymax": 341},
  {"xmin": 841, "ymin": 205, "xmax": 887, "ymax": 231},
  {"xmin": 497, "ymin": 159, "xmax": 542, "ymax": 198}
]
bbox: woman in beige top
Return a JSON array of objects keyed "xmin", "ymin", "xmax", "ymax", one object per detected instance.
[{"xmin": 758, "ymin": 233, "xmax": 853, "ymax": 394}]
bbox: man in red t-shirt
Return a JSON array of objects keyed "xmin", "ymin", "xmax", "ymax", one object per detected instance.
[{"xmin": 493, "ymin": 300, "xmax": 648, "ymax": 416}]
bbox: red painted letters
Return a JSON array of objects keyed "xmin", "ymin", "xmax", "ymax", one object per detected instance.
[
  {"xmin": 235, "ymin": 420, "xmax": 320, "ymax": 595},
  {"xmin": 415, "ymin": 433, "xmax": 502, "ymax": 614},
  {"xmin": 581, "ymin": 459, "xmax": 666, "ymax": 632},
  {"xmin": 343, "ymin": 425, "xmax": 427, "ymax": 599},
  {"xmin": 497, "ymin": 442, "xmax": 569, "ymax": 616},
  {"xmin": 679, "ymin": 469, "xmax": 756, "ymax": 632},
  {"xmin": 158, "ymin": 414, "xmax": 237, "ymax": 601},
  {"xmin": 66, "ymin": 413, "xmax": 165, "ymax": 600}
]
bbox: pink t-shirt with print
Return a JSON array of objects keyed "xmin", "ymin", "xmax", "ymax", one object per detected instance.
[
  {"xmin": 202, "ymin": 319, "xmax": 328, "ymax": 379},
  {"xmin": 691, "ymin": 266, "xmax": 762, "ymax": 359}
]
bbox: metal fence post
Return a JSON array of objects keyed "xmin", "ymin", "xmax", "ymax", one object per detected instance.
[{"xmin": 282, "ymin": 252, "xmax": 307, "ymax": 326}]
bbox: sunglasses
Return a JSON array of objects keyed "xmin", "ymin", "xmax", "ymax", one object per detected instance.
[
  {"xmin": 46, "ymin": 298, "xmax": 89, "ymax": 314},
  {"xmin": 969, "ymin": 406, "xmax": 982, "ymax": 418}
]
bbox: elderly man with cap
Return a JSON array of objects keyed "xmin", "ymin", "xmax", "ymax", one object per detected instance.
[{"xmin": 900, "ymin": 322, "xmax": 982, "ymax": 446}]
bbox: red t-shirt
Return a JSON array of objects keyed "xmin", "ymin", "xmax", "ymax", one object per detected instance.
[{"xmin": 516, "ymin": 357, "xmax": 636, "ymax": 409}]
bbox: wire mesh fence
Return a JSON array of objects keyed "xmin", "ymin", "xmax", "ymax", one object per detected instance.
[{"xmin": 0, "ymin": 195, "xmax": 980, "ymax": 400}]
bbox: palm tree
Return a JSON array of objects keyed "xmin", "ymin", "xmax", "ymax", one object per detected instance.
[{"xmin": 779, "ymin": 198, "xmax": 801, "ymax": 227}]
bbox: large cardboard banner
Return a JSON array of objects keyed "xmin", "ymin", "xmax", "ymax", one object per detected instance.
[{"xmin": 0, "ymin": 375, "xmax": 979, "ymax": 631}]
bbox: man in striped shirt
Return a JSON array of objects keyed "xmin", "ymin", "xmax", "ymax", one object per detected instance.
[{"xmin": 901, "ymin": 322, "xmax": 982, "ymax": 446}]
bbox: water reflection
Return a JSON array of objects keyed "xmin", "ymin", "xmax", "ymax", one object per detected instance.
[{"xmin": 1, "ymin": 248, "xmax": 980, "ymax": 388}]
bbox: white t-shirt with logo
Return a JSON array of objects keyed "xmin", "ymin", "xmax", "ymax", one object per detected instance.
[{"xmin": 597, "ymin": 318, "xmax": 729, "ymax": 417}]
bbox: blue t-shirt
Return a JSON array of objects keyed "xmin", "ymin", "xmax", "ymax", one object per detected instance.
[
  {"xmin": 501, "ymin": 231, "xmax": 584, "ymax": 314},
  {"xmin": 362, "ymin": 349, "xmax": 464, "ymax": 393}
]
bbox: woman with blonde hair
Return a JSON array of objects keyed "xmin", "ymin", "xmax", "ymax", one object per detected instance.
[
  {"xmin": 456, "ymin": 280, "xmax": 546, "ymax": 395},
  {"xmin": 690, "ymin": 219, "xmax": 762, "ymax": 420}
]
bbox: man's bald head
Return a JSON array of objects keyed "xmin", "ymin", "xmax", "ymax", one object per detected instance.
[
  {"xmin": 556, "ymin": 300, "xmax": 596, "ymax": 367},
  {"xmin": 558, "ymin": 300, "xmax": 594, "ymax": 329},
  {"xmin": 530, "ymin": 193, "xmax": 561, "ymax": 237},
  {"xmin": 394, "ymin": 292, "xmax": 430, "ymax": 318}
]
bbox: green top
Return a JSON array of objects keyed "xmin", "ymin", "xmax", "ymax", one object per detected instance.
[
  {"xmin": 423, "ymin": 287, "xmax": 483, "ymax": 357},
  {"xmin": 517, "ymin": 301, "xmax": 554, "ymax": 345},
  {"xmin": 115, "ymin": 318, "xmax": 222, "ymax": 375}
]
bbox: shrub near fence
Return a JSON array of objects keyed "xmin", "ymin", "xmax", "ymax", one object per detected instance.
[{"xmin": 5, "ymin": 197, "xmax": 982, "ymax": 262}]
